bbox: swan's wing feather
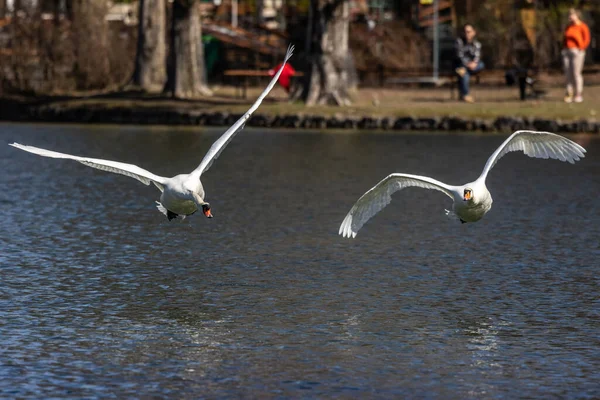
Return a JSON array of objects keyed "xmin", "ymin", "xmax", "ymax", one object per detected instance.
[
  {"xmin": 192, "ymin": 45, "xmax": 294, "ymax": 177},
  {"xmin": 339, "ymin": 173, "xmax": 456, "ymax": 238},
  {"xmin": 480, "ymin": 130, "xmax": 586, "ymax": 180},
  {"xmin": 10, "ymin": 143, "xmax": 167, "ymax": 189}
]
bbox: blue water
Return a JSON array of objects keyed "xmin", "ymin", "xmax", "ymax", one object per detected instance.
[{"xmin": 1, "ymin": 124, "xmax": 599, "ymax": 398}]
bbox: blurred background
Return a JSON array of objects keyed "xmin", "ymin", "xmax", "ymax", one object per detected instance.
[{"xmin": 0, "ymin": 0, "xmax": 598, "ymax": 106}]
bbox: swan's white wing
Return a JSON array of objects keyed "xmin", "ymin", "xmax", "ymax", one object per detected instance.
[
  {"xmin": 10, "ymin": 143, "xmax": 168, "ymax": 190},
  {"xmin": 479, "ymin": 130, "xmax": 586, "ymax": 181},
  {"xmin": 192, "ymin": 45, "xmax": 295, "ymax": 178},
  {"xmin": 339, "ymin": 173, "xmax": 457, "ymax": 238}
]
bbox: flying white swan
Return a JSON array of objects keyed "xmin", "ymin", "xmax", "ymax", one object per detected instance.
[
  {"xmin": 339, "ymin": 130, "xmax": 586, "ymax": 238},
  {"xmin": 10, "ymin": 45, "xmax": 294, "ymax": 221}
]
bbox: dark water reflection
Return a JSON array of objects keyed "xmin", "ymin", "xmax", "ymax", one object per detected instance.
[{"xmin": 1, "ymin": 124, "xmax": 599, "ymax": 398}]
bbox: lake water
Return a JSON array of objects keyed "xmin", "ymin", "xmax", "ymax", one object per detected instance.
[{"xmin": 1, "ymin": 123, "xmax": 599, "ymax": 398}]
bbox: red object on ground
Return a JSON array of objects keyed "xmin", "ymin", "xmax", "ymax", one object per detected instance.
[{"xmin": 269, "ymin": 62, "xmax": 296, "ymax": 92}]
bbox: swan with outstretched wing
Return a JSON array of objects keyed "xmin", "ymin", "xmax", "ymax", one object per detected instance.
[
  {"xmin": 339, "ymin": 130, "xmax": 586, "ymax": 238},
  {"xmin": 11, "ymin": 45, "xmax": 294, "ymax": 221}
]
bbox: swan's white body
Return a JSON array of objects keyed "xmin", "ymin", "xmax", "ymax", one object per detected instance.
[
  {"xmin": 339, "ymin": 130, "xmax": 586, "ymax": 238},
  {"xmin": 11, "ymin": 46, "xmax": 294, "ymax": 220}
]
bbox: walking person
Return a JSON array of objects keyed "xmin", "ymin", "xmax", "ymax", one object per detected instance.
[
  {"xmin": 455, "ymin": 23, "xmax": 484, "ymax": 103},
  {"xmin": 562, "ymin": 8, "xmax": 590, "ymax": 103}
]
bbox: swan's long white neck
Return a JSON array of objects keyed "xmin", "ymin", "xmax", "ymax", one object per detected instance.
[{"xmin": 476, "ymin": 170, "xmax": 490, "ymax": 184}]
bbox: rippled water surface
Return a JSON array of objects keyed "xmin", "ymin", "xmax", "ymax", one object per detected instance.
[{"xmin": 1, "ymin": 123, "xmax": 599, "ymax": 398}]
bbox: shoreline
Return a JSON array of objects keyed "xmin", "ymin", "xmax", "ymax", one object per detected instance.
[{"xmin": 1, "ymin": 95, "xmax": 598, "ymax": 134}]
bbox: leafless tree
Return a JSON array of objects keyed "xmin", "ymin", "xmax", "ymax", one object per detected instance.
[
  {"xmin": 301, "ymin": 0, "xmax": 352, "ymax": 106},
  {"xmin": 164, "ymin": 0, "xmax": 211, "ymax": 98},
  {"xmin": 71, "ymin": 0, "xmax": 110, "ymax": 89},
  {"xmin": 132, "ymin": 0, "xmax": 167, "ymax": 92},
  {"xmin": 13, "ymin": 0, "xmax": 22, "ymax": 13}
]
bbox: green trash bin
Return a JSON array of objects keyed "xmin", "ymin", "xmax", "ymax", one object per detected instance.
[{"xmin": 203, "ymin": 34, "xmax": 221, "ymax": 79}]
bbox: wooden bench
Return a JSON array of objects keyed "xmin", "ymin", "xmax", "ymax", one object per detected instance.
[
  {"xmin": 443, "ymin": 68, "xmax": 544, "ymax": 100},
  {"xmin": 441, "ymin": 70, "xmax": 484, "ymax": 100},
  {"xmin": 381, "ymin": 71, "xmax": 479, "ymax": 99},
  {"xmin": 223, "ymin": 69, "xmax": 304, "ymax": 99}
]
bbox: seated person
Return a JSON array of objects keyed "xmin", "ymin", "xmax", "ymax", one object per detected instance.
[{"xmin": 455, "ymin": 24, "xmax": 484, "ymax": 103}]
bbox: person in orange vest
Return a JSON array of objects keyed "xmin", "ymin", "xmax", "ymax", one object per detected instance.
[
  {"xmin": 562, "ymin": 8, "xmax": 590, "ymax": 103},
  {"xmin": 269, "ymin": 61, "xmax": 296, "ymax": 93}
]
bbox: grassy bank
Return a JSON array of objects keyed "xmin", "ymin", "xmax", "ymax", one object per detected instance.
[
  {"xmin": 217, "ymin": 85, "xmax": 599, "ymax": 121},
  {"xmin": 1, "ymin": 83, "xmax": 598, "ymax": 130}
]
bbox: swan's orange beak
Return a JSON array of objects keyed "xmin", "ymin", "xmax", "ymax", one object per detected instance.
[
  {"xmin": 202, "ymin": 205, "xmax": 213, "ymax": 218},
  {"xmin": 463, "ymin": 190, "xmax": 472, "ymax": 201}
]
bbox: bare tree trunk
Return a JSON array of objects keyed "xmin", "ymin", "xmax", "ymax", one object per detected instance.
[
  {"xmin": 38, "ymin": 0, "xmax": 54, "ymax": 13},
  {"xmin": 301, "ymin": 0, "xmax": 352, "ymax": 106},
  {"xmin": 132, "ymin": 0, "xmax": 167, "ymax": 92},
  {"xmin": 165, "ymin": 0, "xmax": 211, "ymax": 98},
  {"xmin": 72, "ymin": 0, "xmax": 110, "ymax": 90},
  {"xmin": 65, "ymin": 0, "xmax": 74, "ymax": 20},
  {"xmin": 38, "ymin": 0, "xmax": 63, "ymax": 24},
  {"xmin": 255, "ymin": 0, "xmax": 263, "ymax": 25},
  {"xmin": 0, "ymin": 0, "xmax": 6, "ymax": 19}
]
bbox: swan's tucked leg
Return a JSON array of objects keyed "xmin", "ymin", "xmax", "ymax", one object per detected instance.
[
  {"xmin": 445, "ymin": 209, "xmax": 458, "ymax": 221},
  {"xmin": 156, "ymin": 201, "xmax": 179, "ymax": 221},
  {"xmin": 445, "ymin": 209, "xmax": 467, "ymax": 224}
]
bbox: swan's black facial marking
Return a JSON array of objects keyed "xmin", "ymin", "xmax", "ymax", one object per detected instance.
[
  {"xmin": 463, "ymin": 188, "xmax": 473, "ymax": 201},
  {"xmin": 202, "ymin": 204, "xmax": 213, "ymax": 218}
]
